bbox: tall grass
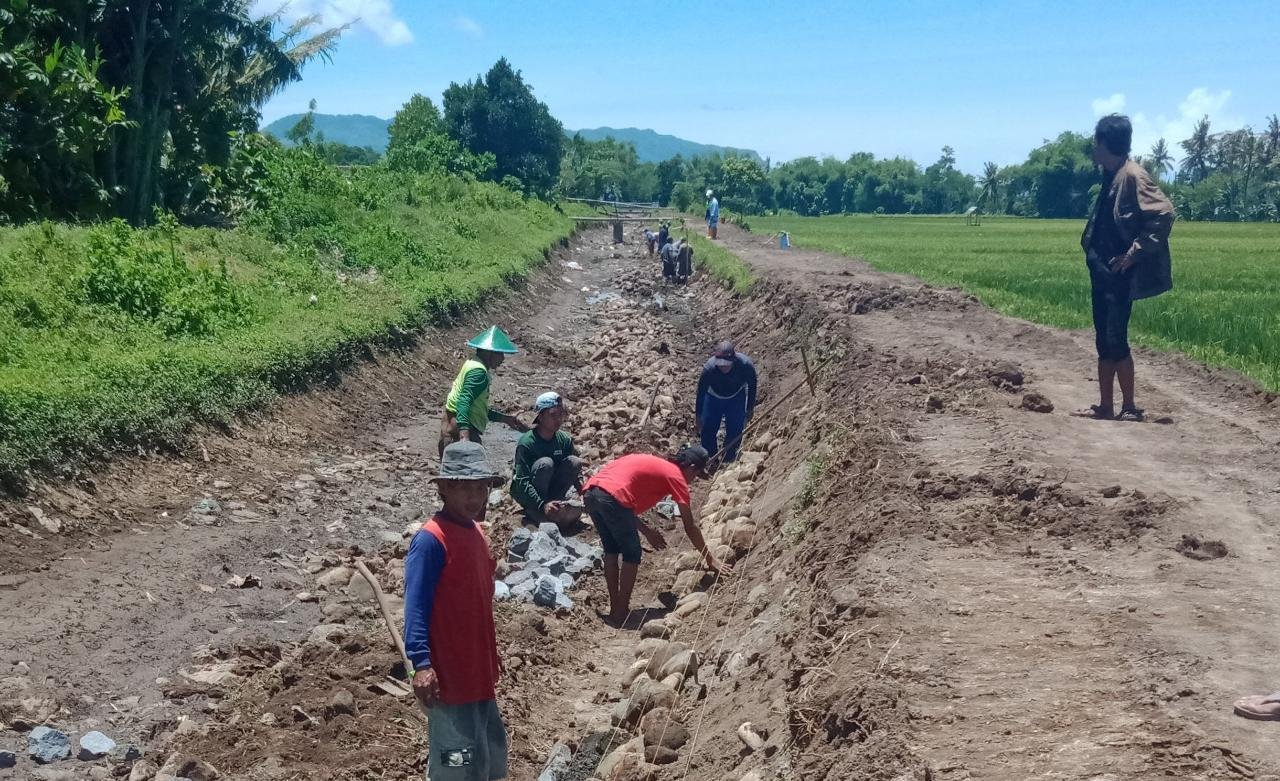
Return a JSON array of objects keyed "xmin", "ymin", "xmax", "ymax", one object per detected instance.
[
  {"xmin": 0, "ymin": 154, "xmax": 574, "ymax": 476},
  {"xmin": 752, "ymin": 214, "xmax": 1280, "ymax": 391}
]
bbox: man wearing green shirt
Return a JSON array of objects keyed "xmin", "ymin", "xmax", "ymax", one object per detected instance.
[
  {"xmin": 440, "ymin": 326, "xmax": 528, "ymax": 456},
  {"xmin": 510, "ymin": 392, "xmax": 585, "ymax": 530}
]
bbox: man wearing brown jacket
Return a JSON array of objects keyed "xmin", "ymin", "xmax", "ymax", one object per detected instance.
[{"xmin": 1076, "ymin": 114, "xmax": 1174, "ymax": 422}]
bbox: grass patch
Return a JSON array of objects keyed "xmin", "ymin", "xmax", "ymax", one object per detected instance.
[
  {"xmin": 784, "ymin": 444, "xmax": 832, "ymax": 544},
  {"xmin": 753, "ymin": 214, "xmax": 1280, "ymax": 391},
  {"xmin": 0, "ymin": 154, "xmax": 574, "ymax": 476},
  {"xmin": 689, "ymin": 233, "xmax": 755, "ymax": 294}
]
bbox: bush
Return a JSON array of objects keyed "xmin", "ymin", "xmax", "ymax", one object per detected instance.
[{"xmin": 0, "ymin": 146, "xmax": 575, "ymax": 477}]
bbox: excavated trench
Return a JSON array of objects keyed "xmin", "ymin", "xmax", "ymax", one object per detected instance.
[{"xmin": 4, "ymin": 222, "xmax": 1271, "ymax": 781}]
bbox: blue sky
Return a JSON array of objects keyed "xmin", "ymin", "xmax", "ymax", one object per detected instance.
[{"xmin": 258, "ymin": 0, "xmax": 1279, "ymax": 174}]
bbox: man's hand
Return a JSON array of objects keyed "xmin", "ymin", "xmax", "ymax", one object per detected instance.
[
  {"xmin": 458, "ymin": 429, "xmax": 471, "ymax": 442},
  {"xmin": 412, "ymin": 667, "xmax": 441, "ymax": 708},
  {"xmin": 705, "ymin": 553, "xmax": 734, "ymax": 577},
  {"xmin": 1109, "ymin": 253, "xmax": 1135, "ymax": 273},
  {"xmin": 639, "ymin": 524, "xmax": 667, "ymax": 551},
  {"xmin": 543, "ymin": 500, "xmax": 564, "ymax": 517}
]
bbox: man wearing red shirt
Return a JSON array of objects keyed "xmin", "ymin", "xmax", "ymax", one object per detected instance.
[
  {"xmin": 404, "ymin": 441, "xmax": 507, "ymax": 780},
  {"xmin": 582, "ymin": 446, "xmax": 732, "ymax": 626}
]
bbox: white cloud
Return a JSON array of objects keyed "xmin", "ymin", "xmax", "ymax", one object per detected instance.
[
  {"xmin": 454, "ymin": 15, "xmax": 483, "ymax": 38},
  {"xmin": 1127, "ymin": 88, "xmax": 1241, "ymax": 157},
  {"xmin": 1091, "ymin": 93, "xmax": 1126, "ymax": 116},
  {"xmin": 257, "ymin": 0, "xmax": 413, "ymax": 46}
]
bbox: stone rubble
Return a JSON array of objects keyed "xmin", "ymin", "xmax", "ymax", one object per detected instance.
[{"xmin": 501, "ymin": 523, "xmax": 602, "ymax": 610}]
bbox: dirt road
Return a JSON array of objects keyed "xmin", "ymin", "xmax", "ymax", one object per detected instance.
[
  {"xmin": 2, "ymin": 221, "xmax": 1279, "ymax": 780},
  {"xmin": 692, "ymin": 222, "xmax": 1280, "ymax": 780}
]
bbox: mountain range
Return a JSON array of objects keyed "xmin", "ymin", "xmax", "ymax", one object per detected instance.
[
  {"xmin": 262, "ymin": 113, "xmax": 392, "ymax": 151},
  {"xmin": 260, "ymin": 114, "xmax": 760, "ymax": 163}
]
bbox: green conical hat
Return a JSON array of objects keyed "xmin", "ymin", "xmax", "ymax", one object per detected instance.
[{"xmin": 467, "ymin": 326, "xmax": 518, "ymax": 354}]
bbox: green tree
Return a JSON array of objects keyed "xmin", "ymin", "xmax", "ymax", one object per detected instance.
[
  {"xmin": 286, "ymin": 99, "xmax": 317, "ymax": 145},
  {"xmin": 1149, "ymin": 138, "xmax": 1174, "ymax": 180},
  {"xmin": 384, "ymin": 93, "xmax": 492, "ymax": 177},
  {"xmin": 1179, "ymin": 116, "xmax": 1213, "ymax": 185},
  {"xmin": 443, "ymin": 58, "xmax": 564, "ymax": 194},
  {"xmin": 977, "ymin": 162, "xmax": 1001, "ymax": 209}
]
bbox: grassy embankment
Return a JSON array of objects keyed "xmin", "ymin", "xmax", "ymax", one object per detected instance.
[
  {"xmin": 0, "ymin": 155, "xmax": 575, "ymax": 477},
  {"xmin": 753, "ymin": 215, "xmax": 1280, "ymax": 391}
]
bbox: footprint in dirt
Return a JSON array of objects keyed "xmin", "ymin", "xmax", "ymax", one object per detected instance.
[{"xmin": 1175, "ymin": 534, "xmax": 1229, "ymax": 561}]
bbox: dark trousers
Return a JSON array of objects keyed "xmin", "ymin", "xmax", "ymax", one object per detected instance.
[
  {"xmin": 700, "ymin": 390, "xmax": 748, "ymax": 463},
  {"xmin": 1090, "ymin": 271, "xmax": 1133, "ymax": 361},
  {"xmin": 523, "ymin": 456, "xmax": 584, "ymax": 524}
]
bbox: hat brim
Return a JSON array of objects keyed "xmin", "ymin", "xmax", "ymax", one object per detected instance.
[
  {"xmin": 712, "ymin": 358, "xmax": 733, "ymax": 367},
  {"xmin": 433, "ymin": 475, "xmax": 506, "ymax": 487}
]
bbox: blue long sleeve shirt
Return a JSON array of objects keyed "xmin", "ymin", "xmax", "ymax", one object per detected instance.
[
  {"xmin": 708, "ymin": 198, "xmax": 720, "ymax": 220},
  {"xmin": 402, "ymin": 530, "xmax": 446, "ymax": 671},
  {"xmin": 696, "ymin": 353, "xmax": 758, "ymax": 417}
]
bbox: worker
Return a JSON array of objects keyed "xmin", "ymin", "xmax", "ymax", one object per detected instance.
[
  {"xmin": 510, "ymin": 392, "xmax": 586, "ymax": 531},
  {"xmin": 404, "ymin": 441, "xmax": 509, "ymax": 780},
  {"xmin": 696, "ymin": 340, "xmax": 758, "ymax": 464},
  {"xmin": 643, "ymin": 227, "xmax": 659, "ymax": 258},
  {"xmin": 675, "ymin": 237, "xmax": 694, "ymax": 284},
  {"xmin": 660, "ymin": 235, "xmax": 679, "ymax": 282},
  {"xmin": 705, "ymin": 190, "xmax": 720, "ymax": 239},
  {"xmin": 582, "ymin": 446, "xmax": 732, "ymax": 626},
  {"xmin": 440, "ymin": 326, "xmax": 528, "ymax": 456}
]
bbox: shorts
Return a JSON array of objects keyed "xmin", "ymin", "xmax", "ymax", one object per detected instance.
[
  {"xmin": 583, "ymin": 486, "xmax": 643, "ymax": 564},
  {"xmin": 1090, "ymin": 270, "xmax": 1133, "ymax": 361},
  {"xmin": 425, "ymin": 699, "xmax": 508, "ymax": 780}
]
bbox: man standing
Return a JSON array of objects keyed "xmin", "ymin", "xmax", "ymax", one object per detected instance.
[
  {"xmin": 510, "ymin": 392, "xmax": 585, "ymax": 530},
  {"xmin": 441, "ymin": 326, "xmax": 528, "ymax": 455},
  {"xmin": 404, "ymin": 441, "xmax": 508, "ymax": 780},
  {"xmin": 1075, "ymin": 114, "xmax": 1174, "ymax": 422},
  {"xmin": 696, "ymin": 340, "xmax": 758, "ymax": 463},
  {"xmin": 582, "ymin": 446, "xmax": 732, "ymax": 626},
  {"xmin": 705, "ymin": 190, "xmax": 720, "ymax": 239}
]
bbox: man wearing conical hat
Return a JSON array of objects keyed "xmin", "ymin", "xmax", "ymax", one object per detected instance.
[{"xmin": 440, "ymin": 326, "xmax": 529, "ymax": 457}]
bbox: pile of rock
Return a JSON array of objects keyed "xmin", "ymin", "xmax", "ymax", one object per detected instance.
[{"xmin": 499, "ymin": 524, "xmax": 602, "ymax": 611}]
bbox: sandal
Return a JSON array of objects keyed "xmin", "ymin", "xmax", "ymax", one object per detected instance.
[
  {"xmin": 1234, "ymin": 692, "xmax": 1280, "ymax": 721},
  {"xmin": 1070, "ymin": 405, "xmax": 1114, "ymax": 420},
  {"xmin": 1116, "ymin": 407, "xmax": 1145, "ymax": 422}
]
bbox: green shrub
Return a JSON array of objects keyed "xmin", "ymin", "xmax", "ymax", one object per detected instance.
[{"xmin": 0, "ymin": 147, "xmax": 574, "ymax": 477}]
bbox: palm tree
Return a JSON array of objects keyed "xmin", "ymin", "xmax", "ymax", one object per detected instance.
[
  {"xmin": 1149, "ymin": 138, "xmax": 1174, "ymax": 180},
  {"xmin": 977, "ymin": 161, "xmax": 1000, "ymax": 210},
  {"xmin": 1179, "ymin": 116, "xmax": 1213, "ymax": 184},
  {"xmin": 1262, "ymin": 115, "xmax": 1280, "ymax": 166}
]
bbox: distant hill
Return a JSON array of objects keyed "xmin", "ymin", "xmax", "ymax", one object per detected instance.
[
  {"xmin": 260, "ymin": 115, "xmax": 758, "ymax": 163},
  {"xmin": 262, "ymin": 113, "xmax": 391, "ymax": 151},
  {"xmin": 568, "ymin": 127, "xmax": 762, "ymax": 163}
]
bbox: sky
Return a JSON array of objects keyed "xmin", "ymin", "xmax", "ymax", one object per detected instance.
[{"xmin": 257, "ymin": 0, "xmax": 1280, "ymax": 175}]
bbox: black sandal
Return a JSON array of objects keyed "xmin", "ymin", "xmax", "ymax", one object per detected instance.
[
  {"xmin": 1070, "ymin": 405, "xmax": 1114, "ymax": 420},
  {"xmin": 1116, "ymin": 406, "xmax": 1145, "ymax": 422}
]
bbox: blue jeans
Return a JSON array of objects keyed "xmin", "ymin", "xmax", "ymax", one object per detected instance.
[{"xmin": 701, "ymin": 390, "xmax": 748, "ymax": 463}]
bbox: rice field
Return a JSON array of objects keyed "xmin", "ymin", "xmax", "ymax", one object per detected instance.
[{"xmin": 752, "ymin": 214, "xmax": 1280, "ymax": 391}]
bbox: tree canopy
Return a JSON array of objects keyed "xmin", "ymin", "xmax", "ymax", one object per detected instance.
[{"xmin": 442, "ymin": 58, "xmax": 564, "ymax": 195}]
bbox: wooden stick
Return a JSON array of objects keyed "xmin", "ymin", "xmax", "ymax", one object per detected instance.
[
  {"xmin": 799, "ymin": 346, "xmax": 817, "ymax": 397},
  {"xmin": 354, "ymin": 559, "xmax": 413, "ymax": 675},
  {"xmin": 639, "ymin": 379, "xmax": 664, "ymax": 427}
]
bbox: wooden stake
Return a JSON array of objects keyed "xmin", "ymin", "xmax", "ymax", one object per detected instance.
[{"xmin": 799, "ymin": 345, "xmax": 817, "ymax": 397}]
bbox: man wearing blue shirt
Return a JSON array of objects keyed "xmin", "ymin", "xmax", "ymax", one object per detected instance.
[
  {"xmin": 696, "ymin": 340, "xmax": 758, "ymax": 463},
  {"xmin": 705, "ymin": 190, "xmax": 720, "ymax": 239}
]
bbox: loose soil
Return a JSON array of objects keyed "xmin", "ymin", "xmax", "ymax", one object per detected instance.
[{"xmin": 3, "ymin": 220, "xmax": 1280, "ymax": 781}]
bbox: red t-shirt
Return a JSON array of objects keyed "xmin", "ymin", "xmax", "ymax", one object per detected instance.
[
  {"xmin": 422, "ymin": 515, "xmax": 499, "ymax": 704},
  {"xmin": 584, "ymin": 453, "xmax": 690, "ymax": 514}
]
